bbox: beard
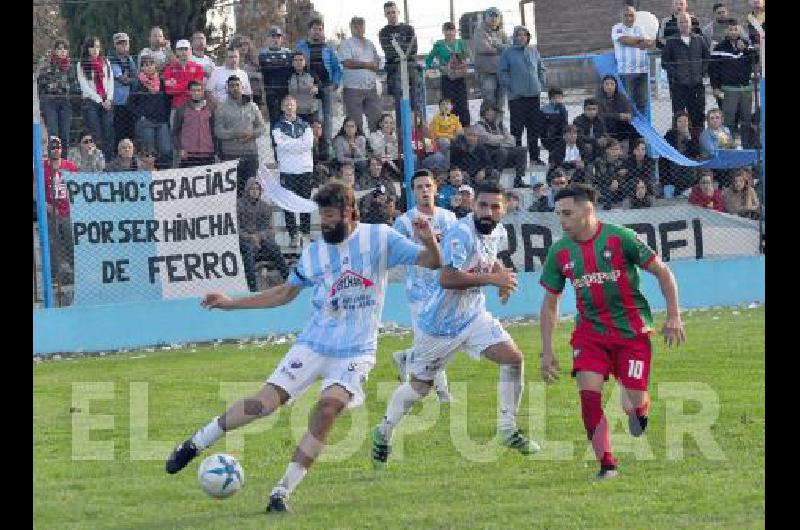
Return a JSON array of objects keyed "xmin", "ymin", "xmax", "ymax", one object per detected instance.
[
  {"xmin": 321, "ymin": 220, "xmax": 348, "ymax": 244},
  {"xmin": 474, "ymin": 215, "xmax": 497, "ymax": 235}
]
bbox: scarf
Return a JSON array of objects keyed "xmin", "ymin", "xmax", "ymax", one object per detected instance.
[
  {"xmin": 51, "ymin": 51, "xmax": 70, "ymax": 72},
  {"xmin": 138, "ymin": 71, "xmax": 161, "ymax": 93},
  {"xmin": 87, "ymin": 56, "xmax": 106, "ymax": 99}
]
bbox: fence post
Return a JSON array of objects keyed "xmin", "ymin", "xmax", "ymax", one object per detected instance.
[
  {"xmin": 33, "ymin": 73, "xmax": 54, "ymax": 308},
  {"xmin": 392, "ymin": 37, "xmax": 417, "ymax": 210}
]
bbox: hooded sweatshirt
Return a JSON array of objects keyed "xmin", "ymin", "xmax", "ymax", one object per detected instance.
[
  {"xmin": 471, "ymin": 10, "xmax": 509, "ymax": 74},
  {"xmin": 497, "ymin": 26, "xmax": 545, "ymax": 100},
  {"xmin": 237, "ymin": 177, "xmax": 274, "ymax": 242}
]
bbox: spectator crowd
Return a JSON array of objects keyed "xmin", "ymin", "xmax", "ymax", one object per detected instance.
[{"xmin": 35, "ymin": 0, "xmax": 764, "ymax": 295}]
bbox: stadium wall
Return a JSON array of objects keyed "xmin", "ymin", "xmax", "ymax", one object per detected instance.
[{"xmin": 33, "ymin": 256, "xmax": 764, "ymax": 355}]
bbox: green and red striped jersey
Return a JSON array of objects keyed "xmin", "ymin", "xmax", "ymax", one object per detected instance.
[{"xmin": 540, "ymin": 222, "xmax": 657, "ymax": 339}]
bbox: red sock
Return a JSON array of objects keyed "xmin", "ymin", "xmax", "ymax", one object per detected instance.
[{"xmin": 580, "ymin": 390, "xmax": 617, "ymax": 468}]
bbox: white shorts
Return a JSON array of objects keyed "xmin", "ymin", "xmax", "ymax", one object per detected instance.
[
  {"xmin": 266, "ymin": 344, "xmax": 375, "ymax": 409},
  {"xmin": 406, "ymin": 311, "xmax": 512, "ymax": 382}
]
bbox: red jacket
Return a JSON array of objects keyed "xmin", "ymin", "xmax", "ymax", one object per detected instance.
[
  {"xmin": 689, "ymin": 185, "xmax": 726, "ymax": 212},
  {"xmin": 36, "ymin": 158, "xmax": 78, "ymax": 217},
  {"xmin": 163, "ymin": 60, "xmax": 205, "ymax": 109}
]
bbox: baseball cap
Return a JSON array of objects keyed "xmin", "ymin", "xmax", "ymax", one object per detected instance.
[
  {"xmin": 268, "ymin": 25, "xmax": 284, "ymax": 36},
  {"xmin": 48, "ymin": 135, "xmax": 62, "ymax": 148},
  {"xmin": 175, "ymin": 39, "xmax": 191, "ymax": 50},
  {"xmin": 458, "ymin": 184, "xmax": 474, "ymax": 196},
  {"xmin": 485, "ymin": 7, "xmax": 501, "ymax": 16},
  {"xmin": 113, "ymin": 32, "xmax": 129, "ymax": 43}
]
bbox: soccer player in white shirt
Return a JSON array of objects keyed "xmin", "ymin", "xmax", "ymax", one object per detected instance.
[
  {"xmin": 165, "ymin": 182, "xmax": 442, "ymax": 513},
  {"xmin": 372, "ymin": 182, "xmax": 541, "ymax": 467},
  {"xmin": 391, "ymin": 169, "xmax": 458, "ymax": 403}
]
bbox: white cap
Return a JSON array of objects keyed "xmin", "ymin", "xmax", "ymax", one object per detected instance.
[
  {"xmin": 175, "ymin": 39, "xmax": 191, "ymax": 50},
  {"xmin": 458, "ymin": 184, "xmax": 474, "ymax": 196}
]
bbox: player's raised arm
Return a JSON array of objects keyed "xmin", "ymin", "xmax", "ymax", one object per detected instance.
[
  {"xmin": 412, "ymin": 216, "xmax": 443, "ymax": 270},
  {"xmin": 201, "ymin": 283, "xmax": 303, "ymax": 310},
  {"xmin": 645, "ymin": 258, "xmax": 686, "ymax": 346}
]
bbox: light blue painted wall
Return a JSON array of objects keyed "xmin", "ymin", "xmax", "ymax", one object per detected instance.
[{"xmin": 34, "ymin": 256, "xmax": 764, "ymax": 355}]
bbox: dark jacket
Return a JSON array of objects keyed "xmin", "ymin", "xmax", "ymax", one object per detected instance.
[
  {"xmin": 709, "ymin": 38, "xmax": 756, "ymax": 89},
  {"xmin": 657, "ymin": 14, "xmax": 703, "ymax": 49},
  {"xmin": 573, "ymin": 114, "xmax": 608, "ymax": 162},
  {"xmin": 593, "ymin": 157, "xmax": 628, "ymax": 194},
  {"xmin": 238, "ymin": 178, "xmax": 275, "ymax": 243},
  {"xmin": 37, "ymin": 59, "xmax": 79, "ymax": 98},
  {"xmin": 258, "ymin": 46, "xmax": 293, "ymax": 91},
  {"xmin": 540, "ymin": 102, "xmax": 568, "ymax": 147},
  {"xmin": 128, "ymin": 78, "xmax": 171, "ymax": 123},
  {"xmin": 379, "ymin": 23, "xmax": 418, "ymax": 66},
  {"xmin": 450, "ymin": 139, "xmax": 494, "ymax": 177},
  {"xmin": 664, "ymin": 128, "xmax": 701, "ymax": 159},
  {"xmin": 548, "ymin": 140, "xmax": 590, "ymax": 169},
  {"xmin": 662, "ymin": 35, "xmax": 710, "ymax": 86},
  {"xmin": 624, "ymin": 156, "xmax": 657, "ymax": 194}
]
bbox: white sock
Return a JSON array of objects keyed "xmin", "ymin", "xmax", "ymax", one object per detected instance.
[
  {"xmin": 379, "ymin": 383, "xmax": 424, "ymax": 440},
  {"xmin": 498, "ymin": 364, "xmax": 523, "ymax": 434},
  {"xmin": 271, "ymin": 461, "xmax": 307, "ymax": 497},
  {"xmin": 191, "ymin": 416, "xmax": 225, "ymax": 450},
  {"xmin": 433, "ymin": 370, "xmax": 449, "ymax": 394}
]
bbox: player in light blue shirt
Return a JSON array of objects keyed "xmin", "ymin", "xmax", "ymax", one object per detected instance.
[
  {"xmin": 391, "ymin": 169, "xmax": 458, "ymax": 403},
  {"xmin": 372, "ymin": 182, "xmax": 541, "ymax": 468},
  {"xmin": 165, "ymin": 181, "xmax": 442, "ymax": 513}
]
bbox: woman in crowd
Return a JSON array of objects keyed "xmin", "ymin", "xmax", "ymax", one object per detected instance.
[
  {"xmin": 723, "ymin": 167, "xmax": 760, "ymax": 219},
  {"xmin": 77, "ymin": 36, "xmax": 115, "ymax": 160},
  {"xmin": 333, "ymin": 117, "xmax": 369, "ymax": 179}
]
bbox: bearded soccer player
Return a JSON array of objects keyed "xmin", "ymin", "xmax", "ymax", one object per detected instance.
[
  {"xmin": 372, "ymin": 181, "xmax": 539, "ymax": 467},
  {"xmin": 391, "ymin": 169, "xmax": 458, "ymax": 403},
  {"xmin": 165, "ymin": 182, "xmax": 442, "ymax": 513},
  {"xmin": 539, "ymin": 183, "xmax": 685, "ymax": 480}
]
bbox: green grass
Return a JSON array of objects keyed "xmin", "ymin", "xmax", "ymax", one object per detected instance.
[{"xmin": 34, "ymin": 307, "xmax": 765, "ymax": 529}]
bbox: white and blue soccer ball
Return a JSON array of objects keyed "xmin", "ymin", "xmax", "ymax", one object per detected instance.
[{"xmin": 197, "ymin": 453, "xmax": 245, "ymax": 499}]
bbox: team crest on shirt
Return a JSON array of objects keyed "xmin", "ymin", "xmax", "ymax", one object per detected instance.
[
  {"xmin": 562, "ymin": 261, "xmax": 575, "ymax": 273},
  {"xmin": 602, "ymin": 247, "xmax": 613, "ymax": 262}
]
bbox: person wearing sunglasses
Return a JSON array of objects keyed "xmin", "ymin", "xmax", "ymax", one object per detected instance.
[{"xmin": 68, "ymin": 132, "xmax": 106, "ymax": 172}]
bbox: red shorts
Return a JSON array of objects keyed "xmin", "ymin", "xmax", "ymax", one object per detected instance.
[{"xmin": 570, "ymin": 331, "xmax": 652, "ymax": 391}]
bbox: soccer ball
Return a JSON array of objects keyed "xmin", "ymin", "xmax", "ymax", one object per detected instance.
[{"xmin": 197, "ymin": 453, "xmax": 245, "ymax": 499}]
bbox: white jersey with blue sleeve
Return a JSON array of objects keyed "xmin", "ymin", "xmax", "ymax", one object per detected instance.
[
  {"xmin": 417, "ymin": 214, "xmax": 508, "ymax": 338},
  {"xmin": 394, "ymin": 207, "xmax": 457, "ymax": 305},
  {"xmin": 287, "ymin": 223, "xmax": 422, "ymax": 357}
]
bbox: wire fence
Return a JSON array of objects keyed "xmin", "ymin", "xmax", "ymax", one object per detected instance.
[{"xmin": 33, "ymin": 23, "xmax": 764, "ymax": 308}]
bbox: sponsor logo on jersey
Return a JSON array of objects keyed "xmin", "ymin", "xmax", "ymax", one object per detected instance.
[
  {"xmin": 329, "ymin": 270, "xmax": 375, "ymax": 296},
  {"xmin": 289, "ymin": 359, "xmax": 303, "ymax": 369},
  {"xmin": 573, "ymin": 270, "xmax": 622, "ymax": 289}
]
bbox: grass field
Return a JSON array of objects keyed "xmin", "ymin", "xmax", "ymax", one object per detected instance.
[{"xmin": 34, "ymin": 306, "xmax": 765, "ymax": 529}]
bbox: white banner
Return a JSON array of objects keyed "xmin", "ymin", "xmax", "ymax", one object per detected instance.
[
  {"xmin": 498, "ymin": 205, "xmax": 760, "ymax": 272},
  {"xmin": 67, "ymin": 160, "xmax": 248, "ymax": 305}
]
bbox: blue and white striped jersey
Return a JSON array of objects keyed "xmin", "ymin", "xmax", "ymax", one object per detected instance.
[
  {"xmin": 417, "ymin": 213, "xmax": 508, "ymax": 337},
  {"xmin": 287, "ymin": 223, "xmax": 422, "ymax": 358},
  {"xmin": 394, "ymin": 207, "xmax": 458, "ymax": 305},
  {"xmin": 612, "ymin": 23, "xmax": 649, "ymax": 74}
]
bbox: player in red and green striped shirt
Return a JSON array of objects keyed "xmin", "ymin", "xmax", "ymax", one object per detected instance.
[{"xmin": 539, "ymin": 183, "xmax": 685, "ymax": 480}]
